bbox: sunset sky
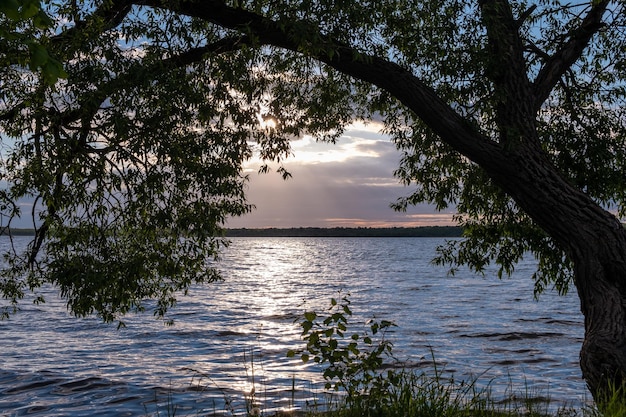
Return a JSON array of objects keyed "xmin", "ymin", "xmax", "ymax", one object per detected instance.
[{"xmin": 227, "ymin": 121, "xmax": 457, "ymax": 229}]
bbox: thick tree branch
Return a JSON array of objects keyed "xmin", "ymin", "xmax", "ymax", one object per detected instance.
[
  {"xmin": 478, "ymin": 0, "xmax": 536, "ymax": 146},
  {"xmin": 532, "ymin": 1, "xmax": 609, "ymax": 111},
  {"xmin": 1, "ymin": 36, "xmax": 248, "ymax": 128},
  {"xmin": 478, "ymin": 0, "xmax": 530, "ymax": 88},
  {"xmin": 135, "ymin": 0, "xmax": 508, "ymax": 172}
]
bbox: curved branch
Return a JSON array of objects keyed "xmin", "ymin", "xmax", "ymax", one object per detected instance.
[
  {"xmin": 136, "ymin": 0, "xmax": 507, "ymax": 171},
  {"xmin": 50, "ymin": 0, "xmax": 134, "ymax": 46},
  {"xmin": 532, "ymin": 1, "xmax": 610, "ymax": 111}
]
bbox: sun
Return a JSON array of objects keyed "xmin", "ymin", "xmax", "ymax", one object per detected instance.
[{"xmin": 258, "ymin": 113, "xmax": 278, "ymax": 130}]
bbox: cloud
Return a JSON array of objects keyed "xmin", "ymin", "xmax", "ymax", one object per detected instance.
[{"xmin": 228, "ymin": 123, "xmax": 456, "ymax": 228}]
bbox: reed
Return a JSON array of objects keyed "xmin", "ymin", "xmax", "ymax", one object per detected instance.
[
  {"xmin": 150, "ymin": 369, "xmax": 595, "ymax": 416},
  {"xmin": 149, "ymin": 355, "xmax": 622, "ymax": 417}
]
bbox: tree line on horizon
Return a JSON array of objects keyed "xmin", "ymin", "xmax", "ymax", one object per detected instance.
[{"xmin": 225, "ymin": 226, "xmax": 464, "ymax": 237}]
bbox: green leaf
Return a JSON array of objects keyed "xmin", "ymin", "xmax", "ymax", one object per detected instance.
[
  {"xmin": 33, "ymin": 10, "xmax": 53, "ymax": 28},
  {"xmin": 301, "ymin": 321, "xmax": 313, "ymax": 333},
  {"xmin": 28, "ymin": 43, "xmax": 49, "ymax": 68},
  {"xmin": 0, "ymin": 0, "xmax": 20, "ymax": 19},
  {"xmin": 21, "ymin": 1, "xmax": 40, "ymax": 19}
]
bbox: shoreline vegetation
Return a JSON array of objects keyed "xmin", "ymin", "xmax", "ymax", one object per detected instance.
[
  {"xmin": 151, "ymin": 295, "xmax": 606, "ymax": 417},
  {"xmin": 0, "ymin": 228, "xmax": 38, "ymax": 236},
  {"xmin": 1, "ymin": 226, "xmax": 464, "ymax": 238},
  {"xmin": 225, "ymin": 226, "xmax": 463, "ymax": 238}
]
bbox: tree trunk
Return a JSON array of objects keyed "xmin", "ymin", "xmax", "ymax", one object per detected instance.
[
  {"xmin": 575, "ymin": 243, "xmax": 626, "ymax": 402},
  {"xmin": 485, "ymin": 145, "xmax": 626, "ymax": 403}
]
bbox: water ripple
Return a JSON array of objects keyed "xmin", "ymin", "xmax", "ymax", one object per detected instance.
[{"xmin": 0, "ymin": 237, "xmax": 587, "ymax": 415}]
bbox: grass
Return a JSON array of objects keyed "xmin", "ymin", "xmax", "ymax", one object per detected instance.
[
  {"xmin": 148, "ymin": 363, "xmax": 600, "ymax": 417},
  {"xmin": 143, "ymin": 346, "xmax": 626, "ymax": 417},
  {"xmin": 281, "ymin": 367, "xmax": 584, "ymax": 417}
]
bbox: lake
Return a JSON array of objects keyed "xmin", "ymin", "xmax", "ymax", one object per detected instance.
[{"xmin": 0, "ymin": 236, "xmax": 587, "ymax": 416}]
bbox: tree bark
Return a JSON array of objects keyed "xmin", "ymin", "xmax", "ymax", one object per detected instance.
[
  {"xmin": 557, "ymin": 221, "xmax": 626, "ymax": 403},
  {"xmin": 577, "ymin": 249, "xmax": 626, "ymax": 401},
  {"xmin": 495, "ymin": 147, "xmax": 626, "ymax": 402}
]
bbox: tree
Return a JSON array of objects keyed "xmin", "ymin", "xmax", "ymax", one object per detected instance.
[{"xmin": 0, "ymin": 0, "xmax": 625, "ymax": 401}]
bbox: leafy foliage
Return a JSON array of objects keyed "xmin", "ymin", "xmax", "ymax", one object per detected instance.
[
  {"xmin": 288, "ymin": 294, "xmax": 397, "ymax": 407},
  {"xmin": 0, "ymin": 0, "xmax": 66, "ymax": 83},
  {"xmin": 287, "ymin": 296, "xmax": 576, "ymax": 416},
  {"xmin": 0, "ymin": 1, "xmax": 362, "ymax": 322}
]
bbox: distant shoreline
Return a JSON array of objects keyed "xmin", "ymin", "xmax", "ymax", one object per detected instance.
[
  {"xmin": 225, "ymin": 226, "xmax": 463, "ymax": 238},
  {"xmin": 0, "ymin": 226, "xmax": 464, "ymax": 238},
  {"xmin": 0, "ymin": 228, "xmax": 37, "ymax": 236}
]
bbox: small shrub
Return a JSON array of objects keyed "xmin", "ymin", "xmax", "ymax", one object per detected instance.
[{"xmin": 288, "ymin": 293, "xmax": 396, "ymax": 410}]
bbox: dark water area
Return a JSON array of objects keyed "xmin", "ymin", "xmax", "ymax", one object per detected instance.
[{"xmin": 0, "ymin": 237, "xmax": 586, "ymax": 416}]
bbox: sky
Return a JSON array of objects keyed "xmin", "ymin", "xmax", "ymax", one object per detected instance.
[{"xmin": 226, "ymin": 121, "xmax": 457, "ymax": 229}]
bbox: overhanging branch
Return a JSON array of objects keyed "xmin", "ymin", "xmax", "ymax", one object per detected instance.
[
  {"xmin": 135, "ymin": 0, "xmax": 507, "ymax": 171},
  {"xmin": 1, "ymin": 36, "xmax": 250, "ymax": 129},
  {"xmin": 532, "ymin": 0, "xmax": 610, "ymax": 111}
]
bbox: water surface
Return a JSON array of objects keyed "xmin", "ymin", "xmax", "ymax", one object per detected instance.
[{"xmin": 0, "ymin": 237, "xmax": 586, "ymax": 415}]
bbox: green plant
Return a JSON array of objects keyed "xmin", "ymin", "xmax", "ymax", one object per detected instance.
[
  {"xmin": 584, "ymin": 382, "xmax": 626, "ymax": 417},
  {"xmin": 288, "ymin": 294, "xmax": 397, "ymax": 410}
]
